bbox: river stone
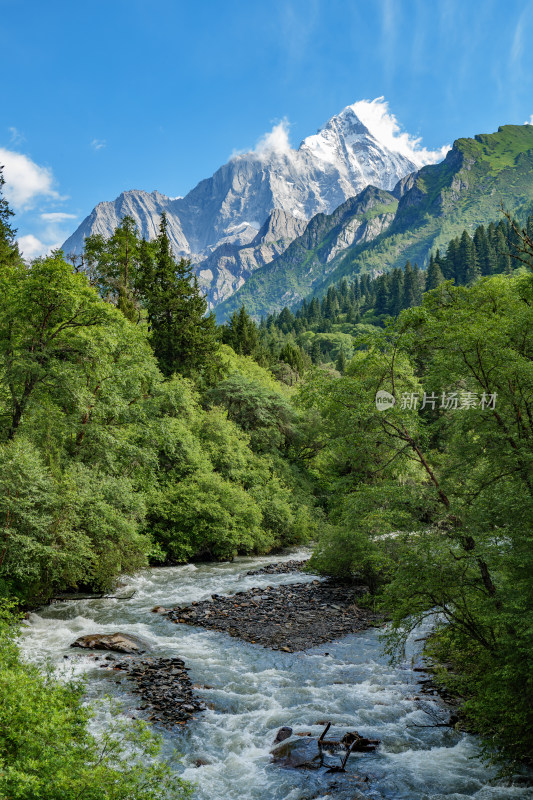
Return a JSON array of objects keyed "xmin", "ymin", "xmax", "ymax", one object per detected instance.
[
  {"xmin": 70, "ymin": 633, "xmax": 145, "ymax": 654},
  {"xmin": 273, "ymin": 726, "xmax": 293, "ymax": 744},
  {"xmin": 271, "ymin": 738, "xmax": 324, "ymax": 770}
]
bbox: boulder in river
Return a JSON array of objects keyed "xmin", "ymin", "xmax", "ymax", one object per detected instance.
[
  {"xmin": 70, "ymin": 632, "xmax": 146, "ymax": 654},
  {"xmin": 273, "ymin": 726, "xmax": 293, "ymax": 744},
  {"xmin": 271, "ymin": 738, "xmax": 325, "ymax": 770}
]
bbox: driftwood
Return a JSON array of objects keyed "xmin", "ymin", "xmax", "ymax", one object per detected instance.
[
  {"xmin": 53, "ymin": 592, "xmax": 104, "ymax": 601},
  {"xmin": 318, "ymin": 722, "xmax": 331, "ymax": 743},
  {"xmin": 325, "ymin": 741, "xmax": 357, "ymax": 773},
  {"xmin": 271, "ymin": 722, "xmax": 380, "ymax": 772},
  {"xmin": 53, "ymin": 590, "xmax": 136, "ymax": 602},
  {"xmin": 105, "ymin": 591, "xmax": 137, "ymax": 600},
  {"xmin": 316, "ymin": 722, "xmax": 379, "ymax": 753}
]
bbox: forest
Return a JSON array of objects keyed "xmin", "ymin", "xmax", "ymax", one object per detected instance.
[{"xmin": 0, "ymin": 166, "xmax": 532, "ymax": 795}]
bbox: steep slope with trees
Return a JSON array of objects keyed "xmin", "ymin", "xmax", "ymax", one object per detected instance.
[{"xmin": 216, "ymin": 125, "xmax": 533, "ymax": 320}]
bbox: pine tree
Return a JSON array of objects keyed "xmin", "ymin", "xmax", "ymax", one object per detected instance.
[
  {"xmin": 374, "ymin": 279, "xmax": 390, "ymax": 315},
  {"xmin": 389, "ymin": 268, "xmax": 404, "ymax": 316},
  {"xmin": 310, "ymin": 339, "xmax": 322, "ymax": 364},
  {"xmin": 138, "ymin": 214, "xmax": 218, "ymax": 377},
  {"xmin": 494, "ymin": 226, "xmax": 511, "ymax": 274},
  {"xmin": 425, "ymin": 254, "xmax": 445, "ymax": 291},
  {"xmin": 442, "ymin": 238, "xmax": 458, "ymax": 281},
  {"xmin": 474, "ymin": 226, "xmax": 491, "ymax": 276},
  {"xmin": 335, "ymin": 348, "xmax": 347, "ymax": 374},
  {"xmin": 457, "ymin": 230, "xmax": 475, "ymax": 284},
  {"xmin": 279, "ymin": 342, "xmax": 305, "ymax": 374},
  {"xmin": 0, "ymin": 168, "xmax": 20, "ymax": 267},
  {"xmin": 402, "ymin": 262, "xmax": 417, "ymax": 309},
  {"xmin": 277, "ymin": 307, "xmax": 295, "ymax": 332},
  {"xmin": 465, "ymin": 240, "xmax": 481, "ymax": 284},
  {"xmin": 222, "ymin": 305, "xmax": 260, "ymax": 356},
  {"xmin": 412, "ymin": 263, "xmax": 424, "ymax": 303}
]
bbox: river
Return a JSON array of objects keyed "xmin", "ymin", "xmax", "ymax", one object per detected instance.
[{"xmin": 21, "ymin": 550, "xmax": 533, "ymax": 800}]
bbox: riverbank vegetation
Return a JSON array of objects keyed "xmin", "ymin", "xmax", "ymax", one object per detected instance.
[
  {"xmin": 0, "ymin": 602, "xmax": 192, "ymax": 799},
  {"xmin": 302, "ymin": 270, "xmax": 533, "ymax": 770},
  {"xmin": 0, "ymin": 179, "xmax": 317, "ymax": 605},
  {"xmin": 1, "ymin": 166, "xmax": 532, "ymax": 777}
]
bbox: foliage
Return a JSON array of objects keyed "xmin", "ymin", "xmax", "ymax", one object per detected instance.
[
  {"xmin": 301, "ymin": 271, "xmax": 533, "ymax": 769},
  {"xmin": 208, "ymin": 373, "xmax": 296, "ymax": 452},
  {"xmin": 149, "ymin": 470, "xmax": 265, "ymax": 561},
  {"xmin": 0, "ymin": 603, "xmax": 192, "ymax": 800},
  {"xmin": 137, "ymin": 214, "xmax": 218, "ymax": 378},
  {"xmin": 0, "ymin": 168, "xmax": 20, "ymax": 269},
  {"xmin": 83, "ymin": 215, "xmax": 143, "ymax": 322},
  {"xmin": 256, "ymin": 215, "xmax": 528, "ymax": 369},
  {"xmin": 144, "ymin": 377, "xmax": 314, "ymax": 562}
]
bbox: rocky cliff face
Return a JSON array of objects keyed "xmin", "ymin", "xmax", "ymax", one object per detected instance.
[
  {"xmin": 62, "ymin": 103, "xmax": 434, "ymax": 307},
  {"xmin": 214, "ymin": 185, "xmax": 399, "ymax": 319},
  {"xmin": 215, "ymin": 124, "xmax": 533, "ymax": 321}
]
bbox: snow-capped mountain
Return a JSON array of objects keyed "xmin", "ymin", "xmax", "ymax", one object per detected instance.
[{"xmin": 62, "ymin": 103, "xmax": 442, "ymax": 307}]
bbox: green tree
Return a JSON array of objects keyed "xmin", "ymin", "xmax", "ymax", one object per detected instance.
[
  {"xmin": 222, "ymin": 305, "xmax": 261, "ymax": 356},
  {"xmin": 138, "ymin": 215, "xmax": 218, "ymax": 377},
  {"xmin": 374, "ymin": 279, "xmax": 390, "ymax": 315},
  {"xmin": 304, "ymin": 272, "xmax": 533, "ymax": 769},
  {"xmin": 335, "ymin": 348, "xmax": 347, "ymax": 374},
  {"xmin": 425, "ymin": 253, "xmax": 445, "ymax": 291},
  {"xmin": 401, "ymin": 261, "xmax": 417, "ymax": 308},
  {"xmin": 0, "ymin": 168, "xmax": 20, "ymax": 268},
  {"xmin": 389, "ymin": 268, "xmax": 404, "ymax": 316},
  {"xmin": 0, "ymin": 604, "xmax": 192, "ymax": 800},
  {"xmin": 84, "ymin": 215, "xmax": 142, "ymax": 322},
  {"xmin": 279, "ymin": 341, "xmax": 305, "ymax": 375},
  {"xmin": 0, "ymin": 251, "xmax": 111, "ymax": 441},
  {"xmin": 208, "ymin": 373, "xmax": 296, "ymax": 452}
]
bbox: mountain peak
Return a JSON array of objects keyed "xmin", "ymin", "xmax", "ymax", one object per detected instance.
[{"xmin": 62, "ymin": 99, "xmax": 447, "ymax": 309}]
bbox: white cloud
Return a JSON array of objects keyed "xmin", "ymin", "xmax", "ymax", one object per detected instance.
[
  {"xmin": 231, "ymin": 118, "xmax": 293, "ymax": 161},
  {"xmin": 91, "ymin": 138, "xmax": 106, "ymax": 151},
  {"xmin": 17, "ymin": 234, "xmax": 61, "ymax": 260},
  {"xmin": 349, "ymin": 97, "xmax": 451, "ymax": 168},
  {"xmin": 8, "ymin": 126, "xmax": 25, "ymax": 145},
  {"xmin": 254, "ymin": 118, "xmax": 292, "ymax": 157},
  {"xmin": 524, "ymin": 115, "xmax": 533, "ymax": 125},
  {"xmin": 40, "ymin": 212, "xmax": 77, "ymax": 222},
  {"xmin": 0, "ymin": 147, "xmax": 60, "ymax": 210}
]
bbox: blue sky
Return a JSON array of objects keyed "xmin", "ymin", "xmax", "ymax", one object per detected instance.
[{"xmin": 2, "ymin": 0, "xmax": 533, "ymax": 257}]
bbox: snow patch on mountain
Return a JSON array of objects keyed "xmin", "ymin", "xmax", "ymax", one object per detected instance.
[
  {"xmin": 62, "ymin": 99, "xmax": 447, "ymax": 307},
  {"xmin": 349, "ymin": 97, "xmax": 451, "ymax": 167}
]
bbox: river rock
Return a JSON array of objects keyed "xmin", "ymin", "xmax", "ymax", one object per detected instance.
[
  {"xmin": 70, "ymin": 632, "xmax": 145, "ymax": 654},
  {"xmin": 271, "ymin": 738, "xmax": 325, "ymax": 770},
  {"xmin": 273, "ymin": 726, "xmax": 293, "ymax": 743},
  {"xmin": 166, "ymin": 580, "xmax": 381, "ymax": 651},
  {"xmin": 246, "ymin": 559, "xmax": 308, "ymax": 576},
  {"xmin": 109, "ymin": 656, "xmax": 205, "ymax": 727}
]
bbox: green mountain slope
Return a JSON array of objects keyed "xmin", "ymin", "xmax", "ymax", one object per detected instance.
[
  {"xmin": 215, "ymin": 186, "xmax": 398, "ymax": 320},
  {"xmin": 215, "ymin": 125, "xmax": 533, "ymax": 321}
]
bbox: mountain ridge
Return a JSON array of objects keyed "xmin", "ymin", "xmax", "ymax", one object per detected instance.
[
  {"xmin": 214, "ymin": 124, "xmax": 533, "ymax": 321},
  {"xmin": 62, "ymin": 103, "xmax": 441, "ymax": 307}
]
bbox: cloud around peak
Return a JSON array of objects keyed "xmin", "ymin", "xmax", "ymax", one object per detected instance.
[
  {"xmin": 233, "ymin": 100, "xmax": 449, "ymax": 168},
  {"xmin": 348, "ymin": 97, "xmax": 450, "ymax": 168},
  {"xmin": 231, "ymin": 118, "xmax": 293, "ymax": 161},
  {"xmin": 253, "ymin": 118, "xmax": 292, "ymax": 157}
]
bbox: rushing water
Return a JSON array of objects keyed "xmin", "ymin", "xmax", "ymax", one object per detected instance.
[{"xmin": 22, "ymin": 550, "xmax": 532, "ymax": 800}]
